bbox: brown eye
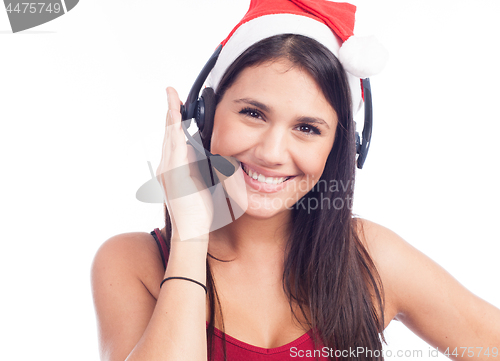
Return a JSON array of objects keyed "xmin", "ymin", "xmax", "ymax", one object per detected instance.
[
  {"xmin": 239, "ymin": 107, "xmax": 263, "ymax": 119},
  {"xmin": 297, "ymin": 124, "xmax": 321, "ymax": 135}
]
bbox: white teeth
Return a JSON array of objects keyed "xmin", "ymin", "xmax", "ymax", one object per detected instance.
[{"xmin": 243, "ymin": 164, "xmax": 291, "ymax": 185}]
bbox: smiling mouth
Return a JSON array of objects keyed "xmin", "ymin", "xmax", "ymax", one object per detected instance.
[{"xmin": 241, "ymin": 163, "xmax": 295, "ymax": 185}]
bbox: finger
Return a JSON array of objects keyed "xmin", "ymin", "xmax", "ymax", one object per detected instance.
[
  {"xmin": 166, "ymin": 86, "xmax": 182, "ymax": 124},
  {"xmin": 157, "ymin": 109, "xmax": 172, "ymax": 177},
  {"xmin": 164, "ymin": 87, "xmax": 185, "ymax": 148},
  {"xmin": 162, "ymin": 87, "xmax": 182, "ymax": 144},
  {"xmin": 160, "ymin": 87, "xmax": 187, "ymax": 168},
  {"xmin": 158, "ymin": 87, "xmax": 196, "ymax": 200},
  {"xmin": 164, "ymin": 115, "xmax": 189, "ymax": 171}
]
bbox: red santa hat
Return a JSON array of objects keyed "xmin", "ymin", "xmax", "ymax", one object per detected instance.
[{"xmin": 207, "ymin": 0, "xmax": 388, "ymax": 114}]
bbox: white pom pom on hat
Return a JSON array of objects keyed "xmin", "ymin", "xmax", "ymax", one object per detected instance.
[
  {"xmin": 207, "ymin": 0, "xmax": 388, "ymax": 114},
  {"xmin": 339, "ymin": 35, "xmax": 389, "ymax": 79}
]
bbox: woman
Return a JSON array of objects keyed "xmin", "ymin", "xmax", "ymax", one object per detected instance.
[{"xmin": 91, "ymin": 1, "xmax": 500, "ymax": 360}]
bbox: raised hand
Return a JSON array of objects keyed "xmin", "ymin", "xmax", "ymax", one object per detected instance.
[{"xmin": 156, "ymin": 87, "xmax": 215, "ymax": 242}]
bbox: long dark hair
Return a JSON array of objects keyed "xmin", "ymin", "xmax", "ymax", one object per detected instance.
[{"xmin": 163, "ymin": 34, "xmax": 385, "ymax": 360}]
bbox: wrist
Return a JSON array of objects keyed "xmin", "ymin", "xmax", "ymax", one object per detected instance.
[
  {"xmin": 169, "ymin": 235, "xmax": 209, "ymax": 261},
  {"xmin": 171, "ymin": 231, "xmax": 210, "ymax": 243},
  {"xmin": 164, "ymin": 249, "xmax": 208, "ymax": 281}
]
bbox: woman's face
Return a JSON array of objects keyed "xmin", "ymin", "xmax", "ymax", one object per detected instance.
[{"xmin": 211, "ymin": 59, "xmax": 338, "ymax": 219}]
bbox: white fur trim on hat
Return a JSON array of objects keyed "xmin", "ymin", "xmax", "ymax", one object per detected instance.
[{"xmin": 206, "ymin": 13, "xmax": 364, "ymax": 114}]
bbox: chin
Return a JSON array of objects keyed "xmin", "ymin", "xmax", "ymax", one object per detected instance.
[
  {"xmin": 243, "ymin": 208, "xmax": 291, "ymax": 221},
  {"xmin": 241, "ymin": 193, "xmax": 294, "ymax": 220}
]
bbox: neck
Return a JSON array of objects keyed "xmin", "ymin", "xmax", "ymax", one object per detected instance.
[{"xmin": 208, "ymin": 210, "xmax": 293, "ymax": 263}]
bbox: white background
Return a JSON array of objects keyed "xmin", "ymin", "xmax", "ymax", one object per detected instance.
[{"xmin": 1, "ymin": 1, "xmax": 499, "ymax": 360}]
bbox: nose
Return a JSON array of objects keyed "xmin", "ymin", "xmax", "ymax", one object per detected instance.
[{"xmin": 253, "ymin": 125, "xmax": 290, "ymax": 166}]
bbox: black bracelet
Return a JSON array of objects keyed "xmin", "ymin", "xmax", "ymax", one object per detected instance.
[{"xmin": 160, "ymin": 276, "xmax": 207, "ymax": 294}]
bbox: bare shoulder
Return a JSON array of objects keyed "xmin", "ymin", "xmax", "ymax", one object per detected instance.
[
  {"xmin": 91, "ymin": 232, "xmax": 167, "ymax": 360},
  {"xmin": 91, "ymin": 231, "xmax": 164, "ymax": 301},
  {"xmin": 354, "ymin": 218, "xmax": 414, "ymax": 282},
  {"xmin": 355, "ymin": 218, "xmax": 407, "ymax": 256},
  {"xmin": 353, "ymin": 218, "xmax": 412, "ymax": 326},
  {"xmin": 354, "ymin": 218, "xmax": 463, "ymax": 312},
  {"xmin": 354, "ymin": 218, "xmax": 444, "ymax": 315},
  {"xmin": 354, "ymin": 218, "xmax": 500, "ymax": 350}
]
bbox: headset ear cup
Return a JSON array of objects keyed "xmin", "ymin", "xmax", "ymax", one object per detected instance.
[{"xmin": 200, "ymin": 87, "xmax": 216, "ymax": 143}]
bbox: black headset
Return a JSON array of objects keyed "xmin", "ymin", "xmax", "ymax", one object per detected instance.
[{"xmin": 180, "ymin": 44, "xmax": 373, "ymax": 175}]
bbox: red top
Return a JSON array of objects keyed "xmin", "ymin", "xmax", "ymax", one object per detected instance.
[{"xmin": 151, "ymin": 229, "xmax": 332, "ymax": 360}]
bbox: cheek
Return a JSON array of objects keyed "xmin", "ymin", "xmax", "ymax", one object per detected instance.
[
  {"xmin": 210, "ymin": 113, "xmax": 255, "ymax": 155},
  {"xmin": 290, "ymin": 141, "xmax": 332, "ymax": 196},
  {"xmin": 294, "ymin": 156, "xmax": 328, "ymax": 190},
  {"xmin": 294, "ymin": 140, "xmax": 332, "ymax": 175}
]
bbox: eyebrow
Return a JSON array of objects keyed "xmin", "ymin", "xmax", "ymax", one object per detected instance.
[
  {"xmin": 234, "ymin": 98, "xmax": 271, "ymax": 113},
  {"xmin": 296, "ymin": 116, "xmax": 330, "ymax": 129},
  {"xmin": 234, "ymin": 98, "xmax": 331, "ymax": 129}
]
